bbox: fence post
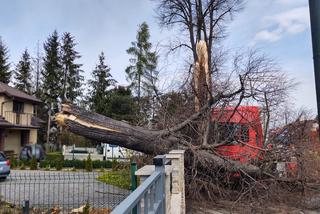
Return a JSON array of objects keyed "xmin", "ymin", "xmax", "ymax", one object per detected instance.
[
  {"xmin": 154, "ymin": 155, "xmax": 166, "ymax": 214},
  {"xmin": 22, "ymin": 200, "xmax": 30, "ymax": 214},
  {"xmin": 167, "ymin": 150, "xmax": 185, "ymax": 214},
  {"xmin": 131, "ymin": 161, "xmax": 138, "ymax": 191},
  {"xmin": 131, "ymin": 161, "xmax": 138, "ymax": 214}
]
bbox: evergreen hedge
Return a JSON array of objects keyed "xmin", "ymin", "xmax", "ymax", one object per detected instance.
[{"xmin": 39, "ymin": 159, "xmax": 113, "ymax": 169}]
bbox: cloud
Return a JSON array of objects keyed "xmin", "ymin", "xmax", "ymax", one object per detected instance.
[{"xmin": 254, "ymin": 6, "xmax": 309, "ymax": 43}]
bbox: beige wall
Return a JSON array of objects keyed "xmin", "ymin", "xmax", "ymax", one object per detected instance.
[
  {"xmin": 0, "ymin": 96, "xmax": 35, "ymax": 126},
  {"xmin": 0, "ymin": 95, "xmax": 39, "ymax": 153},
  {"xmin": 3, "ymin": 129, "xmax": 38, "ymax": 154},
  {"xmin": 24, "ymin": 103, "xmax": 34, "ymax": 114},
  {"xmin": 4, "ymin": 130, "xmax": 21, "ymax": 154},
  {"xmin": 29, "ymin": 129, "xmax": 37, "ymax": 144},
  {"xmin": 1, "ymin": 98, "xmax": 34, "ymax": 114}
]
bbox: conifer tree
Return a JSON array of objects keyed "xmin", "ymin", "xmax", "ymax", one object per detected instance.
[
  {"xmin": 14, "ymin": 49, "xmax": 33, "ymax": 94},
  {"xmin": 88, "ymin": 52, "xmax": 116, "ymax": 116},
  {"xmin": 41, "ymin": 30, "xmax": 63, "ymax": 111},
  {"xmin": 0, "ymin": 37, "xmax": 11, "ymax": 84},
  {"xmin": 125, "ymin": 22, "xmax": 158, "ymax": 101},
  {"xmin": 61, "ymin": 32, "xmax": 83, "ymax": 102},
  {"xmin": 33, "ymin": 41, "xmax": 42, "ymax": 98}
]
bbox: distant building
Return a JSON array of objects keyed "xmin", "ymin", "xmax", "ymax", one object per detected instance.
[{"xmin": 0, "ymin": 83, "xmax": 43, "ymax": 155}]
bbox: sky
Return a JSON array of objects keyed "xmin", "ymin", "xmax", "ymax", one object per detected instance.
[{"xmin": 0, "ymin": 0, "xmax": 316, "ymax": 112}]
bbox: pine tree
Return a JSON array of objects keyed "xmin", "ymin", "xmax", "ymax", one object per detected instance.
[
  {"xmin": 105, "ymin": 86, "xmax": 136, "ymax": 122},
  {"xmin": 61, "ymin": 32, "xmax": 83, "ymax": 103},
  {"xmin": 41, "ymin": 30, "xmax": 63, "ymax": 111},
  {"xmin": 14, "ymin": 49, "xmax": 33, "ymax": 94},
  {"xmin": 125, "ymin": 22, "xmax": 158, "ymax": 101},
  {"xmin": 0, "ymin": 37, "xmax": 11, "ymax": 84},
  {"xmin": 34, "ymin": 41, "xmax": 42, "ymax": 98},
  {"xmin": 88, "ymin": 52, "xmax": 116, "ymax": 115}
]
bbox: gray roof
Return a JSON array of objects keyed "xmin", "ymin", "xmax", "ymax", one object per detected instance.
[
  {"xmin": 0, "ymin": 83, "xmax": 42, "ymax": 104},
  {"xmin": 0, "ymin": 117, "xmax": 13, "ymax": 127}
]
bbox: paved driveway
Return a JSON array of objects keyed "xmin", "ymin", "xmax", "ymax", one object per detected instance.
[{"xmin": 0, "ymin": 170, "xmax": 130, "ymax": 210}]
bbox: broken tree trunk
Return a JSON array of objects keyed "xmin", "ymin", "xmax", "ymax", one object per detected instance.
[{"xmin": 56, "ymin": 104, "xmax": 262, "ymax": 175}]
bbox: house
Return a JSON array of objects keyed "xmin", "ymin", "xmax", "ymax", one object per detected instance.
[{"xmin": 0, "ymin": 83, "xmax": 43, "ymax": 155}]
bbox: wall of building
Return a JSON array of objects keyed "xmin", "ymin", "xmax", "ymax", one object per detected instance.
[
  {"xmin": 4, "ymin": 130, "xmax": 21, "ymax": 154},
  {"xmin": 0, "ymin": 96, "xmax": 35, "ymax": 126},
  {"xmin": 29, "ymin": 129, "xmax": 37, "ymax": 144}
]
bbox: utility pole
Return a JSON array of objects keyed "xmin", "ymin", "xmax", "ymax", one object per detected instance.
[
  {"xmin": 46, "ymin": 103, "xmax": 51, "ymax": 147},
  {"xmin": 309, "ymin": 0, "xmax": 320, "ymax": 137}
]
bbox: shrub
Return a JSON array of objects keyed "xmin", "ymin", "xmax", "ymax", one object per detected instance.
[
  {"xmin": 55, "ymin": 156, "xmax": 63, "ymax": 171},
  {"xmin": 9, "ymin": 156, "xmax": 17, "ymax": 169},
  {"xmin": 92, "ymin": 160, "xmax": 112, "ymax": 169},
  {"xmin": 20, "ymin": 163, "xmax": 26, "ymax": 170},
  {"xmin": 39, "ymin": 158, "xmax": 114, "ymax": 170},
  {"xmin": 39, "ymin": 160, "xmax": 49, "ymax": 168},
  {"xmin": 98, "ymin": 170, "xmax": 131, "ymax": 189},
  {"xmin": 45, "ymin": 152, "xmax": 63, "ymax": 162},
  {"xmin": 85, "ymin": 154, "xmax": 93, "ymax": 172},
  {"xmin": 30, "ymin": 156, "xmax": 37, "ymax": 170}
]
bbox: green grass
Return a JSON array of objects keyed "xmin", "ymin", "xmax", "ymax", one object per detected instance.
[{"xmin": 98, "ymin": 170, "xmax": 131, "ymax": 190}]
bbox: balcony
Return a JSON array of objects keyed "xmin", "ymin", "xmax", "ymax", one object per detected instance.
[{"xmin": 4, "ymin": 111, "xmax": 33, "ymax": 126}]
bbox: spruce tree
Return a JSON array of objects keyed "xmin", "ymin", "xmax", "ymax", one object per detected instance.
[
  {"xmin": 0, "ymin": 37, "xmax": 11, "ymax": 84},
  {"xmin": 88, "ymin": 52, "xmax": 116, "ymax": 115},
  {"xmin": 105, "ymin": 86, "xmax": 136, "ymax": 122},
  {"xmin": 41, "ymin": 30, "xmax": 63, "ymax": 111},
  {"xmin": 34, "ymin": 41, "xmax": 42, "ymax": 98},
  {"xmin": 14, "ymin": 49, "xmax": 33, "ymax": 94},
  {"xmin": 125, "ymin": 22, "xmax": 158, "ymax": 101},
  {"xmin": 61, "ymin": 32, "xmax": 83, "ymax": 103}
]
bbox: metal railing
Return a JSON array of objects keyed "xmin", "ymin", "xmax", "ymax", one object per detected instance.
[
  {"xmin": 0, "ymin": 170, "xmax": 130, "ymax": 213},
  {"xmin": 111, "ymin": 155, "xmax": 166, "ymax": 214},
  {"xmin": 4, "ymin": 111, "xmax": 33, "ymax": 126}
]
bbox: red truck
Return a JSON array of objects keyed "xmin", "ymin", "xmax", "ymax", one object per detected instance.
[
  {"xmin": 211, "ymin": 106, "xmax": 264, "ymax": 163},
  {"xmin": 212, "ymin": 106, "xmax": 298, "ymax": 177}
]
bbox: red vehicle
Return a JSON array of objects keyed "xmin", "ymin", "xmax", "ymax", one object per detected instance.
[{"xmin": 211, "ymin": 106, "xmax": 264, "ymax": 163}]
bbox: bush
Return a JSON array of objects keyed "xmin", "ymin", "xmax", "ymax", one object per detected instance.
[
  {"xmin": 85, "ymin": 154, "xmax": 93, "ymax": 172},
  {"xmin": 9, "ymin": 156, "xmax": 17, "ymax": 169},
  {"xmin": 39, "ymin": 159, "xmax": 113, "ymax": 170},
  {"xmin": 30, "ymin": 156, "xmax": 37, "ymax": 170},
  {"xmin": 92, "ymin": 160, "xmax": 112, "ymax": 169},
  {"xmin": 19, "ymin": 163, "xmax": 26, "ymax": 170},
  {"xmin": 45, "ymin": 152, "xmax": 63, "ymax": 162},
  {"xmin": 98, "ymin": 170, "xmax": 131, "ymax": 189},
  {"xmin": 55, "ymin": 157, "xmax": 63, "ymax": 171}
]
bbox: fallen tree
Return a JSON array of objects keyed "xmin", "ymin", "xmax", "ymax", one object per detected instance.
[{"xmin": 56, "ymin": 103, "xmax": 261, "ymax": 175}]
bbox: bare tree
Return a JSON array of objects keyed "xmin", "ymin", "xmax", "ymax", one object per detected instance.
[{"xmin": 156, "ymin": 0, "xmax": 243, "ymax": 72}]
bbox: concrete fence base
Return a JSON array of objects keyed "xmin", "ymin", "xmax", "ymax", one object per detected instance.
[{"xmin": 135, "ymin": 150, "xmax": 185, "ymax": 214}]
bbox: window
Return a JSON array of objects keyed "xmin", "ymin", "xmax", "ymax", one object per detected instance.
[
  {"xmin": 211, "ymin": 122, "xmax": 250, "ymax": 144},
  {"xmin": 13, "ymin": 101, "xmax": 24, "ymax": 113}
]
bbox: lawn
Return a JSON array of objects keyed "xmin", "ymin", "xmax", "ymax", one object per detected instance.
[{"xmin": 98, "ymin": 170, "xmax": 131, "ymax": 190}]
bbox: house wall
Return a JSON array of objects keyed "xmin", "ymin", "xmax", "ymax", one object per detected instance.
[
  {"xmin": 0, "ymin": 95, "xmax": 34, "ymax": 114},
  {"xmin": 0, "ymin": 96, "xmax": 35, "ymax": 126},
  {"xmin": 30, "ymin": 129, "xmax": 37, "ymax": 144},
  {"xmin": 0, "ymin": 95, "xmax": 39, "ymax": 154},
  {"xmin": 4, "ymin": 130, "xmax": 21, "ymax": 154}
]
